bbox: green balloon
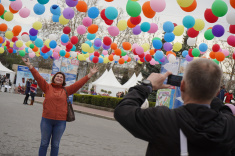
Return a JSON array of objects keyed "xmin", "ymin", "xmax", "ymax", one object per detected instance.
[
  {"xmin": 121, "ymin": 49, "xmax": 127, "ymax": 56},
  {"xmin": 126, "ymin": 0, "xmax": 141, "ymax": 17},
  {"xmin": 204, "ymin": 29, "xmax": 214, "ymax": 40},
  {"xmin": 1, "ymin": 10, "xmax": 7, "ymax": 20},
  {"xmin": 29, "ymin": 44, "xmax": 35, "ymax": 49},
  {"xmin": 19, "ymin": 50, "xmax": 26, "ymax": 57},
  {"xmin": 4, "ymin": 46, "xmax": 7, "ymax": 51},
  {"xmin": 211, "ymin": 0, "xmax": 228, "ymax": 17},
  {"xmin": 212, "ymin": 59, "xmax": 219, "ymax": 65},
  {"xmin": 152, "ymin": 37, "xmax": 161, "ymax": 41},
  {"xmin": 192, "ymin": 48, "xmax": 200, "ymax": 57}
]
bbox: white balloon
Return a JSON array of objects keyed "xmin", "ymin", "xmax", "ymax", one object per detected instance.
[
  {"xmin": 21, "ymin": 34, "xmax": 30, "ymax": 42},
  {"xmin": 113, "ymin": 55, "xmax": 120, "ymax": 61},
  {"xmin": 86, "ymin": 57, "xmax": 91, "ymax": 62},
  {"xmin": 70, "ymin": 52, "xmax": 77, "ymax": 58},
  {"xmin": 28, "ymin": 48, "xmax": 33, "ymax": 53},
  {"xmin": 168, "ymin": 54, "xmax": 176, "ymax": 63},
  {"xmin": 29, "ymin": 52, "xmax": 35, "ymax": 58},
  {"xmin": 187, "ymin": 37, "xmax": 196, "ymax": 46},
  {"xmin": 49, "ymin": 34, "xmax": 57, "ymax": 41},
  {"xmin": 226, "ymin": 11, "xmax": 235, "ymax": 25}
]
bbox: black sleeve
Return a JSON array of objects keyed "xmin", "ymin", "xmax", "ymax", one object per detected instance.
[{"xmin": 114, "ymin": 85, "xmax": 172, "ymax": 142}]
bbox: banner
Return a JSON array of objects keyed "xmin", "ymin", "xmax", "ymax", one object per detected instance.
[
  {"xmin": 61, "ymin": 58, "xmax": 79, "ymax": 75},
  {"xmin": 16, "ymin": 65, "xmax": 38, "ymax": 87},
  {"xmin": 65, "ymin": 73, "xmax": 77, "ymax": 103},
  {"xmin": 39, "ymin": 73, "xmax": 51, "ymax": 83}
]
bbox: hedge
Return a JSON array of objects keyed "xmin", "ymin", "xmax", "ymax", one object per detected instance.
[{"xmin": 73, "ymin": 94, "xmax": 156, "ymax": 109}]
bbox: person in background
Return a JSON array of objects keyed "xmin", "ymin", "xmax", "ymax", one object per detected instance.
[
  {"xmin": 23, "ymin": 78, "xmax": 32, "ymax": 104},
  {"xmin": 29, "ymin": 80, "xmax": 37, "ymax": 105},
  {"xmin": 217, "ymin": 85, "xmax": 226, "ymax": 102},
  {"xmin": 22, "ymin": 58, "xmax": 98, "ymax": 156},
  {"xmin": 224, "ymin": 90, "xmax": 234, "ymax": 104}
]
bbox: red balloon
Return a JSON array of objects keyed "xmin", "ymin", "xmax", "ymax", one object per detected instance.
[
  {"xmin": 227, "ymin": 35, "xmax": 235, "ymax": 47},
  {"xmin": 173, "ymin": 23, "xmax": 177, "ymax": 27},
  {"xmin": 233, "ymin": 52, "xmax": 235, "ymax": 59},
  {"xmin": 187, "ymin": 28, "xmax": 199, "ymax": 38},
  {"xmin": 130, "ymin": 16, "xmax": 141, "ymax": 25},
  {"xmin": 6, "ymin": 41, "xmax": 10, "ymax": 46},
  {"xmin": 12, "ymin": 36, "xmax": 18, "ymax": 42},
  {"xmin": 138, "ymin": 53, "xmax": 145, "ymax": 58},
  {"xmin": 188, "ymin": 49, "xmax": 193, "ymax": 57},
  {"xmin": 92, "ymin": 56, "xmax": 99, "ymax": 63},
  {"xmin": 100, "ymin": 9, "xmax": 108, "ymax": 21},
  {"xmin": 229, "ymin": 25, "xmax": 235, "ymax": 34},
  {"xmin": 140, "ymin": 58, "xmax": 145, "ymax": 62},
  {"xmin": 104, "ymin": 19, "xmax": 113, "ymax": 25},
  {"xmin": 94, "ymin": 51, "xmax": 100, "ymax": 57},
  {"xmin": 63, "ymin": 26, "xmax": 71, "ymax": 34},
  {"xmin": 21, "ymin": 32, "xmax": 29, "ymax": 36},
  {"xmin": 66, "ymin": 42, "xmax": 73, "ymax": 49},
  {"xmin": 71, "ymin": 36, "xmax": 78, "ymax": 45},
  {"xmin": 42, "ymin": 46, "xmax": 50, "ymax": 53},
  {"xmin": 8, "ymin": 48, "xmax": 13, "ymax": 53},
  {"xmin": 145, "ymin": 54, "xmax": 152, "ymax": 62},
  {"xmin": 212, "ymin": 44, "xmax": 220, "ymax": 52},
  {"xmin": 132, "ymin": 48, "xmax": 137, "ymax": 55},
  {"xmin": 66, "ymin": 49, "xmax": 71, "ymax": 52},
  {"xmin": 103, "ymin": 36, "xmax": 112, "ymax": 46},
  {"xmin": 204, "ymin": 8, "xmax": 218, "ymax": 23}
]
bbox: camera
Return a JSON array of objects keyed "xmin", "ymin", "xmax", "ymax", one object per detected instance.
[{"xmin": 167, "ymin": 74, "xmax": 183, "ymax": 87}]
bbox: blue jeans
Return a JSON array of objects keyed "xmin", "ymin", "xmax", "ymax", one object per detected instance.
[{"xmin": 39, "ymin": 117, "xmax": 66, "ymax": 156}]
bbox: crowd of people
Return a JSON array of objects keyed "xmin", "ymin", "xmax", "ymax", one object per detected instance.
[
  {"xmin": 116, "ymin": 91, "xmax": 124, "ymax": 98},
  {"xmin": 217, "ymin": 85, "xmax": 234, "ymax": 104},
  {"xmin": 0, "ymin": 74, "xmax": 12, "ymax": 92}
]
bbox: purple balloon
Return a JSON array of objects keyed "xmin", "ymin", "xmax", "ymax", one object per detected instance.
[
  {"xmin": 65, "ymin": 0, "xmax": 78, "ymax": 7},
  {"xmin": 13, "ymin": 43, "xmax": 19, "ymax": 50},
  {"xmin": 1, "ymin": 37, "xmax": 5, "ymax": 43},
  {"xmin": 212, "ymin": 25, "xmax": 225, "ymax": 37},
  {"xmin": 163, "ymin": 42, "xmax": 172, "ymax": 51},
  {"xmin": 186, "ymin": 55, "xmax": 193, "ymax": 62},
  {"xmin": 160, "ymin": 56, "xmax": 166, "ymax": 62},
  {"xmin": 133, "ymin": 25, "xmax": 141, "ymax": 35},
  {"xmin": 29, "ymin": 28, "xmax": 38, "ymax": 36},
  {"xmin": 94, "ymin": 39, "xmax": 102, "ymax": 47},
  {"xmin": 102, "ymin": 43, "xmax": 110, "ymax": 50},
  {"xmin": 63, "ymin": 7, "xmax": 75, "ymax": 19}
]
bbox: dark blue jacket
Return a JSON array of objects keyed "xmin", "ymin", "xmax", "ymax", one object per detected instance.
[{"xmin": 25, "ymin": 81, "xmax": 31, "ymax": 94}]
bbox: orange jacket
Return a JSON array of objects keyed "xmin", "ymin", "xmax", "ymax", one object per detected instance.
[{"xmin": 30, "ymin": 67, "xmax": 89, "ymax": 120}]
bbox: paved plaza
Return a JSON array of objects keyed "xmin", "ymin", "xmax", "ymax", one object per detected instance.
[{"xmin": 0, "ymin": 92, "xmax": 147, "ymax": 156}]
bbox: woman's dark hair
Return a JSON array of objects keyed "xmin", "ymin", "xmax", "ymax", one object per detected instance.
[{"xmin": 51, "ymin": 72, "xmax": 66, "ymax": 86}]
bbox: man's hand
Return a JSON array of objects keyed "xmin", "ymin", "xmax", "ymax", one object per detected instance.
[
  {"xmin": 88, "ymin": 65, "xmax": 99, "ymax": 78},
  {"xmin": 147, "ymin": 71, "xmax": 172, "ymax": 90}
]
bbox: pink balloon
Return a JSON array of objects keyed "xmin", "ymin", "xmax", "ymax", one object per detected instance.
[
  {"xmin": 222, "ymin": 49, "xmax": 229, "ymax": 56},
  {"xmin": 135, "ymin": 46, "xmax": 144, "ymax": 55},
  {"xmin": 53, "ymin": 52, "xmax": 59, "ymax": 58},
  {"xmin": 227, "ymin": 35, "xmax": 235, "ymax": 47},
  {"xmin": 54, "ymin": 46, "xmax": 61, "ymax": 53},
  {"xmin": 132, "ymin": 43, "xmax": 139, "ymax": 50},
  {"xmin": 10, "ymin": 0, "xmax": 23, "ymax": 11},
  {"xmin": 102, "ymin": 50, "xmax": 108, "ymax": 55},
  {"xmin": 19, "ymin": 46, "xmax": 25, "ymax": 50},
  {"xmin": 29, "ymin": 52, "xmax": 35, "ymax": 58},
  {"xmin": 150, "ymin": 59, "xmax": 156, "ymax": 65},
  {"xmin": 150, "ymin": 0, "xmax": 166, "ymax": 12},
  {"xmin": 61, "ymin": 41, "xmax": 68, "ymax": 46},
  {"xmin": 122, "ymin": 55, "xmax": 129, "ymax": 61},
  {"xmin": 148, "ymin": 23, "xmax": 158, "ymax": 33},
  {"xmin": 134, "ymin": 55, "xmax": 140, "ymax": 61},
  {"xmin": 77, "ymin": 25, "xmax": 86, "ymax": 35},
  {"xmin": 19, "ymin": 7, "xmax": 30, "ymax": 18},
  {"xmin": 82, "ymin": 17, "xmax": 92, "ymax": 27},
  {"xmin": 200, "ymin": 51, "xmax": 206, "ymax": 54},
  {"xmin": 107, "ymin": 26, "xmax": 119, "ymax": 37}
]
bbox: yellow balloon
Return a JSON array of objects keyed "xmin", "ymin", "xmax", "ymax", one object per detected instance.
[
  {"xmin": 81, "ymin": 43, "xmax": 90, "ymax": 52},
  {"xmin": 25, "ymin": 41, "xmax": 32, "ymax": 47},
  {"xmin": 16, "ymin": 40, "xmax": 23, "ymax": 48},
  {"xmin": 59, "ymin": 15, "xmax": 69, "ymax": 25},
  {"xmin": 137, "ymin": 60, "xmax": 143, "ymax": 64},
  {"xmin": 33, "ymin": 21, "xmax": 42, "ymax": 30},
  {"xmin": 173, "ymin": 25, "xmax": 184, "ymax": 36},
  {"xmin": 83, "ymin": 53, "xmax": 90, "ymax": 58},
  {"xmin": 103, "ymin": 57, "xmax": 109, "ymax": 64},
  {"xmin": 193, "ymin": 19, "xmax": 205, "ymax": 31},
  {"xmin": 88, "ymin": 46, "xmax": 94, "ymax": 53},
  {"xmin": 2, "ymin": 41, "xmax": 6, "ymax": 46},
  {"xmin": 36, "ymin": 53, "xmax": 40, "ymax": 57},
  {"xmin": 131, "ymin": 0, "xmax": 139, "ymax": 1},
  {"xmin": 5, "ymin": 31, "xmax": 13, "ymax": 39},
  {"xmin": 77, "ymin": 54, "xmax": 85, "ymax": 61},
  {"xmin": 4, "ymin": 12, "xmax": 14, "ymax": 21},
  {"xmin": 44, "ymin": 39, "xmax": 51, "ymax": 48},
  {"xmin": 173, "ymin": 42, "xmax": 182, "ymax": 52},
  {"xmin": 177, "ymin": 0, "xmax": 194, "ymax": 7},
  {"xmin": 10, "ymin": 42, "xmax": 14, "ymax": 48},
  {"xmin": 117, "ymin": 20, "xmax": 127, "ymax": 31},
  {"xmin": 142, "ymin": 43, "xmax": 150, "ymax": 52},
  {"xmin": 0, "ymin": 47, "xmax": 4, "ymax": 54}
]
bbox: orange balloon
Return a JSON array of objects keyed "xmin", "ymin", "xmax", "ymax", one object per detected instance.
[
  {"xmin": 108, "ymin": 54, "xmax": 114, "ymax": 61},
  {"xmin": 166, "ymin": 51, "xmax": 176, "ymax": 56},
  {"xmin": 215, "ymin": 52, "xmax": 225, "ymax": 61},
  {"xmin": 231, "ymin": 0, "xmax": 235, "ymax": 9},
  {"xmin": 12, "ymin": 25, "xmax": 22, "ymax": 34},
  {"xmin": 122, "ymin": 42, "xmax": 132, "ymax": 50},
  {"xmin": 127, "ymin": 18, "xmax": 136, "ymax": 28},
  {"xmin": 105, "ymin": 0, "xmax": 114, "ymax": 2},
  {"xmin": 119, "ymin": 58, "xmax": 125, "ymax": 64},
  {"xmin": 76, "ymin": 1, "xmax": 88, "ymax": 12},
  {"xmin": 207, "ymin": 27, "xmax": 213, "ymax": 30},
  {"xmin": 115, "ymin": 49, "xmax": 121, "ymax": 56},
  {"xmin": 32, "ymin": 46, "xmax": 39, "ymax": 52},
  {"xmin": 87, "ymin": 24, "xmax": 98, "ymax": 34},
  {"xmin": 180, "ymin": 0, "xmax": 197, "ymax": 12},
  {"xmin": 9, "ymin": 5, "xmax": 18, "ymax": 14},
  {"xmin": 127, "ymin": 57, "xmax": 131, "ymax": 62},
  {"xmin": 0, "ymin": 23, "xmax": 8, "ymax": 31},
  {"xmin": 209, "ymin": 51, "xmax": 216, "ymax": 59},
  {"xmin": 142, "ymin": 1, "xmax": 156, "ymax": 19},
  {"xmin": 0, "ymin": 4, "xmax": 4, "ymax": 16},
  {"xmin": 111, "ymin": 43, "xmax": 117, "ymax": 50},
  {"xmin": 65, "ymin": 52, "xmax": 70, "ymax": 58},
  {"xmin": 0, "ymin": 36, "xmax": 3, "ymax": 43},
  {"xmin": 149, "ymin": 49, "xmax": 155, "ymax": 55}
]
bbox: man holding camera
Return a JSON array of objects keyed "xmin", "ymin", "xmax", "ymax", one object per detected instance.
[{"xmin": 114, "ymin": 59, "xmax": 235, "ymax": 156}]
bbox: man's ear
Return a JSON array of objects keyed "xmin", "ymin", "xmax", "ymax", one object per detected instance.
[{"xmin": 180, "ymin": 80, "xmax": 185, "ymax": 92}]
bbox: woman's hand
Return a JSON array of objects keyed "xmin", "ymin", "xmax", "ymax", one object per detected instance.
[
  {"xmin": 88, "ymin": 65, "xmax": 98, "ymax": 78},
  {"xmin": 22, "ymin": 58, "xmax": 33, "ymax": 69}
]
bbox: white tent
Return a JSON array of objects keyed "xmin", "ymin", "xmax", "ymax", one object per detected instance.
[
  {"xmin": 0, "ymin": 62, "xmax": 15, "ymax": 84},
  {"xmin": 122, "ymin": 73, "xmax": 137, "ymax": 90},
  {"xmin": 137, "ymin": 72, "xmax": 143, "ymax": 81},
  {"xmin": 92, "ymin": 69, "xmax": 108, "ymax": 85}
]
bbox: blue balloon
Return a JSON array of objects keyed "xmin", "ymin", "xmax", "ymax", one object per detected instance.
[
  {"xmin": 140, "ymin": 22, "xmax": 150, "ymax": 32},
  {"xmin": 52, "ymin": 15, "xmax": 60, "ymax": 22},
  {"xmin": 105, "ymin": 7, "xmax": 118, "ymax": 20},
  {"xmin": 35, "ymin": 38, "xmax": 43, "ymax": 47},
  {"xmin": 82, "ymin": 50, "xmax": 87, "ymax": 54},
  {"xmin": 13, "ymin": 49, "xmax": 16, "ymax": 54},
  {"xmin": 29, "ymin": 35, "xmax": 37, "ymax": 41},
  {"xmin": 163, "ymin": 21, "xmax": 174, "ymax": 33},
  {"xmin": 40, "ymin": 51, "xmax": 46, "ymax": 56},
  {"xmin": 61, "ymin": 34, "xmax": 69, "ymax": 43},
  {"xmin": 43, "ymin": 54, "xmax": 49, "ymax": 59},
  {"xmin": 153, "ymin": 56, "xmax": 162, "ymax": 64},
  {"xmin": 182, "ymin": 50, "xmax": 188, "ymax": 57},
  {"xmin": 154, "ymin": 50, "xmax": 164, "ymax": 60},
  {"xmin": 50, "ymin": 5, "xmax": 61, "ymax": 15},
  {"xmin": 38, "ymin": 0, "xmax": 49, "ymax": 5},
  {"xmin": 49, "ymin": 40, "xmax": 57, "ymax": 49},
  {"xmin": 89, "ymin": 55, "xmax": 94, "ymax": 61},
  {"xmin": 47, "ymin": 50, "xmax": 53, "ymax": 56},
  {"xmin": 183, "ymin": 15, "xmax": 195, "ymax": 29},
  {"xmin": 164, "ymin": 33, "xmax": 175, "ymax": 42},
  {"xmin": 25, "ymin": 47, "xmax": 29, "ymax": 53},
  {"xmin": 88, "ymin": 7, "xmax": 99, "ymax": 19},
  {"xmin": 33, "ymin": 3, "xmax": 45, "ymax": 15},
  {"xmin": 98, "ymin": 57, "xmax": 104, "ymax": 63},
  {"xmin": 85, "ymin": 41, "xmax": 92, "ymax": 47},
  {"xmin": 199, "ymin": 43, "xmax": 208, "ymax": 52},
  {"xmin": 87, "ymin": 33, "xmax": 96, "ymax": 40},
  {"xmin": 93, "ymin": 45, "xmax": 100, "ymax": 49},
  {"xmin": 152, "ymin": 40, "xmax": 162, "ymax": 49},
  {"xmin": 71, "ymin": 45, "xmax": 76, "ymax": 51},
  {"xmin": 59, "ymin": 50, "xmax": 66, "ymax": 56}
]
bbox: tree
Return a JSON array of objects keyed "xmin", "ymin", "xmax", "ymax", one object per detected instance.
[{"xmin": 0, "ymin": 52, "xmax": 25, "ymax": 70}]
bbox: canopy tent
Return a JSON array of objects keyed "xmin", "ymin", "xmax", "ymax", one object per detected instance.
[
  {"xmin": 92, "ymin": 69, "xmax": 108, "ymax": 85},
  {"xmin": 0, "ymin": 62, "xmax": 15, "ymax": 84},
  {"xmin": 137, "ymin": 73, "xmax": 143, "ymax": 81},
  {"xmin": 122, "ymin": 73, "xmax": 137, "ymax": 90}
]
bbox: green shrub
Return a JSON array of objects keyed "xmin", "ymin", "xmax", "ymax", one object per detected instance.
[{"xmin": 149, "ymin": 102, "xmax": 156, "ymax": 107}]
